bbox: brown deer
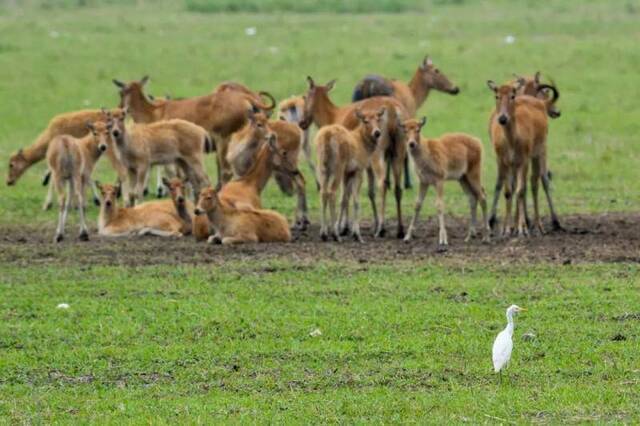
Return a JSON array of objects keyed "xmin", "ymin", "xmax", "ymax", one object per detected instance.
[
  {"xmin": 227, "ymin": 110, "xmax": 309, "ymax": 229},
  {"xmin": 96, "ymin": 182, "xmax": 185, "ymax": 237},
  {"xmin": 107, "ymin": 112, "xmax": 211, "ymax": 207},
  {"xmin": 512, "ymin": 72, "xmax": 561, "ymax": 118},
  {"xmin": 487, "ymin": 80, "xmax": 562, "ymax": 236},
  {"xmin": 299, "ymin": 76, "xmax": 409, "ymax": 238},
  {"xmin": 194, "ymin": 187, "xmax": 291, "ymax": 244},
  {"xmin": 6, "ymin": 108, "xmax": 126, "ymax": 209},
  {"xmin": 112, "ymin": 76, "xmax": 275, "ymax": 185},
  {"xmin": 315, "ymin": 107, "xmax": 386, "ymax": 243},
  {"xmin": 352, "ymin": 55, "xmax": 460, "ymax": 188},
  {"xmin": 278, "ymin": 95, "xmax": 316, "ymax": 187},
  {"xmin": 162, "ymin": 177, "xmax": 195, "ymax": 235},
  {"xmin": 46, "ymin": 121, "xmax": 111, "ymax": 242},
  {"xmin": 401, "ymin": 117, "xmax": 489, "ymax": 248}
]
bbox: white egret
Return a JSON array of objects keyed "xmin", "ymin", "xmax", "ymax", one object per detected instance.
[{"xmin": 492, "ymin": 304, "xmax": 526, "ymax": 380}]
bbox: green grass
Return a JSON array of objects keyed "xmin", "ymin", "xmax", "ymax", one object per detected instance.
[
  {"xmin": 1, "ymin": 1, "xmax": 639, "ymax": 422},
  {"xmin": 1, "ymin": 261, "xmax": 639, "ymax": 422}
]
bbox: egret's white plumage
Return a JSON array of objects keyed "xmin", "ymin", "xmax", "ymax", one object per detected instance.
[{"xmin": 492, "ymin": 305, "xmax": 525, "ymax": 373}]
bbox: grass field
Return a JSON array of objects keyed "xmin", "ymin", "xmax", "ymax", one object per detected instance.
[{"xmin": 1, "ymin": 0, "xmax": 639, "ymax": 423}]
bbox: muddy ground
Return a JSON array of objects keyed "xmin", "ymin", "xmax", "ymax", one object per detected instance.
[{"xmin": 1, "ymin": 213, "xmax": 639, "ymax": 268}]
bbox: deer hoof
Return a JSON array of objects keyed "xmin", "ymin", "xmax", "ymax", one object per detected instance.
[
  {"xmin": 488, "ymin": 215, "xmax": 498, "ymax": 229},
  {"xmin": 396, "ymin": 227, "xmax": 405, "ymax": 239},
  {"xmin": 436, "ymin": 243, "xmax": 448, "ymax": 253},
  {"xmin": 320, "ymin": 232, "xmax": 329, "ymax": 242},
  {"xmin": 79, "ymin": 230, "xmax": 89, "ymax": 241},
  {"xmin": 54, "ymin": 234, "xmax": 64, "ymax": 243}
]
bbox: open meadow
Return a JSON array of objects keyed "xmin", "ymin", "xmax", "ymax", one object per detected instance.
[{"xmin": 1, "ymin": 0, "xmax": 639, "ymax": 423}]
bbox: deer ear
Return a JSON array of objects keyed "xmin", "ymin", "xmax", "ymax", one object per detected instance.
[
  {"xmin": 113, "ymin": 79, "xmax": 125, "ymax": 89},
  {"xmin": 17, "ymin": 148, "xmax": 24, "ymax": 158},
  {"xmin": 94, "ymin": 180, "xmax": 102, "ymax": 192},
  {"xmin": 268, "ymin": 134, "xmax": 277, "ymax": 150},
  {"xmin": 421, "ymin": 55, "xmax": 432, "ymax": 70},
  {"xmin": 487, "ymin": 80, "xmax": 498, "ymax": 92},
  {"xmin": 306, "ymin": 76, "xmax": 315, "ymax": 88},
  {"xmin": 246, "ymin": 108, "xmax": 256, "ymax": 122},
  {"xmin": 534, "ymin": 71, "xmax": 541, "ymax": 84},
  {"xmin": 377, "ymin": 107, "xmax": 386, "ymax": 118},
  {"xmin": 419, "ymin": 116, "xmax": 427, "ymax": 128},
  {"xmin": 140, "ymin": 75, "xmax": 149, "ymax": 86},
  {"xmin": 162, "ymin": 177, "xmax": 171, "ymax": 188},
  {"xmin": 355, "ymin": 108, "xmax": 365, "ymax": 121},
  {"xmin": 326, "ymin": 79, "xmax": 336, "ymax": 91},
  {"xmin": 115, "ymin": 181, "xmax": 122, "ymax": 199},
  {"xmin": 86, "ymin": 122, "xmax": 95, "ymax": 132}
]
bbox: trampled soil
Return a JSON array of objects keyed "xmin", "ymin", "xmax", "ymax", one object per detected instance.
[{"xmin": 1, "ymin": 213, "xmax": 639, "ymax": 268}]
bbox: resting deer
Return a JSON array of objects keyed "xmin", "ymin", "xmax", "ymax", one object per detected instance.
[
  {"xmin": 46, "ymin": 121, "xmax": 111, "ymax": 242},
  {"xmin": 227, "ymin": 110, "xmax": 309, "ymax": 229},
  {"xmin": 278, "ymin": 95, "xmax": 316, "ymax": 187},
  {"xmin": 401, "ymin": 117, "xmax": 489, "ymax": 247},
  {"xmin": 107, "ymin": 111, "xmax": 211, "ymax": 207},
  {"xmin": 487, "ymin": 80, "xmax": 562, "ymax": 236},
  {"xmin": 194, "ymin": 187, "xmax": 291, "ymax": 244},
  {"xmin": 96, "ymin": 182, "xmax": 185, "ymax": 237},
  {"xmin": 352, "ymin": 55, "xmax": 460, "ymax": 188},
  {"xmin": 113, "ymin": 76, "xmax": 275, "ymax": 185},
  {"xmin": 300, "ymin": 76, "xmax": 409, "ymax": 238},
  {"xmin": 315, "ymin": 107, "xmax": 386, "ymax": 243}
]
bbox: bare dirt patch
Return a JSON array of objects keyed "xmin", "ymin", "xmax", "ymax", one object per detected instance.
[{"xmin": 1, "ymin": 213, "xmax": 639, "ymax": 267}]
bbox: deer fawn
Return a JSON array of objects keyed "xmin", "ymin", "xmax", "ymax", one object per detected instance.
[
  {"xmin": 487, "ymin": 80, "xmax": 562, "ymax": 236},
  {"xmin": 194, "ymin": 187, "xmax": 291, "ymax": 244},
  {"xmin": 46, "ymin": 121, "xmax": 111, "ymax": 242},
  {"xmin": 96, "ymin": 182, "xmax": 185, "ymax": 237},
  {"xmin": 107, "ymin": 111, "xmax": 211, "ymax": 207},
  {"xmin": 315, "ymin": 107, "xmax": 387, "ymax": 243},
  {"xmin": 401, "ymin": 117, "xmax": 489, "ymax": 248}
]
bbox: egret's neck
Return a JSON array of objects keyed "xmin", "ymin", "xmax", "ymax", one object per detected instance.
[{"xmin": 506, "ymin": 311, "xmax": 515, "ymax": 335}]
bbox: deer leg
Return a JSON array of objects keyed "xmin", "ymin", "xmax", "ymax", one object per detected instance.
[
  {"xmin": 54, "ymin": 178, "xmax": 70, "ymax": 243},
  {"xmin": 489, "ymin": 162, "xmax": 507, "ymax": 230},
  {"xmin": 530, "ymin": 157, "xmax": 543, "ymax": 235},
  {"xmin": 329, "ymin": 177, "xmax": 341, "ymax": 242},
  {"xmin": 515, "ymin": 162, "xmax": 529, "ymax": 237},
  {"xmin": 338, "ymin": 172, "xmax": 354, "ymax": 236},
  {"xmin": 460, "ymin": 178, "xmax": 478, "ymax": 242},
  {"xmin": 319, "ymin": 187, "xmax": 330, "ymax": 242},
  {"xmin": 155, "ymin": 167, "xmax": 165, "ymax": 198},
  {"xmin": 222, "ymin": 233, "xmax": 258, "ymax": 244},
  {"xmin": 351, "ymin": 171, "xmax": 364, "ymax": 243},
  {"xmin": 539, "ymin": 153, "xmax": 563, "ymax": 231},
  {"xmin": 435, "ymin": 181, "xmax": 448, "ymax": 249},
  {"xmin": 371, "ymin": 156, "xmax": 387, "ymax": 238},
  {"xmin": 366, "ymin": 167, "xmax": 379, "ymax": 236},
  {"xmin": 392, "ymin": 156, "xmax": 405, "ymax": 238},
  {"xmin": 404, "ymin": 181, "xmax": 428, "ymax": 243},
  {"xmin": 503, "ymin": 169, "xmax": 515, "ymax": 236},
  {"xmin": 43, "ymin": 177, "xmax": 54, "ymax": 211},
  {"xmin": 76, "ymin": 177, "xmax": 89, "ymax": 241},
  {"xmin": 403, "ymin": 155, "xmax": 412, "ymax": 189}
]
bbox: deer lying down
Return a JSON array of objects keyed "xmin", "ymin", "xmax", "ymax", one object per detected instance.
[
  {"xmin": 109, "ymin": 114, "xmax": 211, "ymax": 206},
  {"xmin": 402, "ymin": 118, "xmax": 490, "ymax": 247},
  {"xmin": 194, "ymin": 187, "xmax": 290, "ymax": 244},
  {"xmin": 96, "ymin": 183, "xmax": 184, "ymax": 237},
  {"xmin": 315, "ymin": 107, "xmax": 386, "ymax": 243},
  {"xmin": 46, "ymin": 121, "xmax": 111, "ymax": 243},
  {"xmin": 227, "ymin": 110, "xmax": 309, "ymax": 229}
]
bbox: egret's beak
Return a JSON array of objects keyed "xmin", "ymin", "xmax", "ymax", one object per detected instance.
[{"xmin": 519, "ymin": 307, "xmax": 528, "ymax": 312}]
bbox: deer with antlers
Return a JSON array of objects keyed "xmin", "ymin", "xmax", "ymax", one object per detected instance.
[{"xmin": 487, "ymin": 79, "xmax": 562, "ymax": 236}]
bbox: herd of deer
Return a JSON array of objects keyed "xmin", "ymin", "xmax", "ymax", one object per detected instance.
[{"xmin": 5, "ymin": 55, "xmax": 562, "ymax": 247}]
